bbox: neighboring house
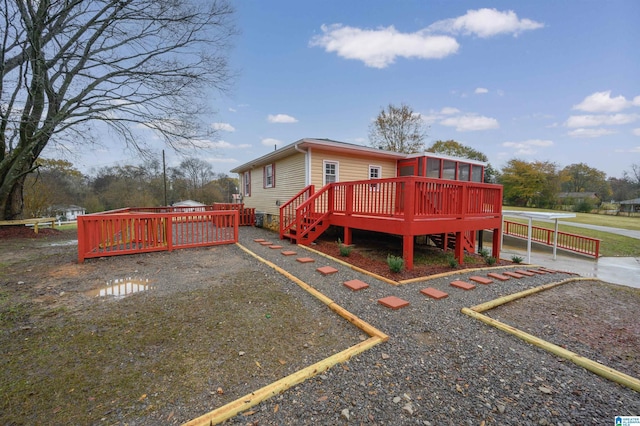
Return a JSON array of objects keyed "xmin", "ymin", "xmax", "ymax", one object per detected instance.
[
  {"xmin": 557, "ymin": 192, "xmax": 600, "ymax": 207},
  {"xmin": 50, "ymin": 204, "xmax": 86, "ymax": 221},
  {"xmin": 231, "ymin": 138, "xmax": 502, "ymax": 270},
  {"xmin": 620, "ymin": 197, "xmax": 640, "ymax": 213},
  {"xmin": 172, "ymin": 200, "xmax": 206, "ymax": 211}
]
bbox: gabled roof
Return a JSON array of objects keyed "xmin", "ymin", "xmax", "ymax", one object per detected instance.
[{"xmin": 230, "ymin": 138, "xmax": 486, "ymax": 173}]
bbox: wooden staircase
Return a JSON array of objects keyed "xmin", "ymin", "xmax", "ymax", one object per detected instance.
[
  {"xmin": 280, "ymin": 185, "xmax": 331, "ymax": 245},
  {"xmin": 428, "ymin": 231, "xmax": 476, "ymax": 254}
]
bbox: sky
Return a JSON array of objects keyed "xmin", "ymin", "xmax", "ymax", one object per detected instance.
[{"xmin": 63, "ymin": 0, "xmax": 640, "ymax": 179}]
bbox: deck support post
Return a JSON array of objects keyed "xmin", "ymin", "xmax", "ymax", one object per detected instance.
[
  {"xmin": 455, "ymin": 231, "xmax": 464, "ymax": 264},
  {"xmin": 492, "ymin": 227, "xmax": 501, "ymax": 260},
  {"xmin": 343, "ymin": 227, "xmax": 352, "ymax": 245},
  {"xmin": 403, "ymin": 234, "xmax": 414, "ymax": 270}
]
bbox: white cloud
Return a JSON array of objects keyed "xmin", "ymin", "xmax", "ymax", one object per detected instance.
[
  {"xmin": 261, "ymin": 138, "xmax": 283, "ymax": 147},
  {"xmin": 211, "ymin": 122, "xmax": 235, "ymax": 132},
  {"xmin": 428, "ymin": 8, "xmax": 544, "ymax": 38},
  {"xmin": 573, "ymin": 91, "xmax": 639, "ymax": 113},
  {"xmin": 208, "ymin": 157, "xmax": 239, "ymax": 164},
  {"xmin": 440, "ymin": 114, "xmax": 499, "ymax": 131},
  {"xmin": 565, "ymin": 113, "xmax": 640, "ymax": 128},
  {"xmin": 567, "ymin": 128, "xmax": 617, "ymax": 138},
  {"xmin": 475, "ymin": 87, "xmax": 489, "ymax": 94},
  {"xmin": 633, "ymin": 128, "xmax": 640, "ymax": 136},
  {"xmin": 228, "ymin": 107, "xmax": 237, "ymax": 113},
  {"xmin": 440, "ymin": 107, "xmax": 460, "ymax": 115},
  {"xmin": 267, "ymin": 114, "xmax": 298, "ymax": 123},
  {"xmin": 309, "ymin": 24, "xmax": 459, "ymax": 68},
  {"xmin": 502, "ymin": 139, "xmax": 553, "ymax": 155}
]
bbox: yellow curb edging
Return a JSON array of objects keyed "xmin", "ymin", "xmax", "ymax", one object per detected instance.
[
  {"xmin": 462, "ymin": 277, "xmax": 640, "ymax": 393},
  {"xmin": 397, "ymin": 264, "xmax": 545, "ymax": 285},
  {"xmin": 182, "ymin": 243, "xmax": 389, "ymax": 425}
]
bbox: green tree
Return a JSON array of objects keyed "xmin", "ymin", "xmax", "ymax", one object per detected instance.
[
  {"xmin": 559, "ymin": 163, "xmax": 610, "ymax": 200},
  {"xmin": 1, "ymin": 0, "xmax": 236, "ymax": 220},
  {"xmin": 500, "ymin": 159, "xmax": 559, "ymax": 207},
  {"xmin": 427, "ymin": 140, "xmax": 497, "ymax": 183},
  {"xmin": 369, "ymin": 103, "xmax": 427, "ymax": 154},
  {"xmin": 23, "ymin": 159, "xmax": 86, "ymax": 217}
]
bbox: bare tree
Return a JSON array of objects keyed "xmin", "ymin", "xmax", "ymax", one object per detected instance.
[
  {"xmin": 368, "ymin": 103, "xmax": 427, "ymax": 154},
  {"xmin": 0, "ymin": 0, "xmax": 236, "ymax": 219}
]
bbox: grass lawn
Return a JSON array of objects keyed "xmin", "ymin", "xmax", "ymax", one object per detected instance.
[{"xmin": 502, "ymin": 206, "xmax": 640, "ymax": 257}]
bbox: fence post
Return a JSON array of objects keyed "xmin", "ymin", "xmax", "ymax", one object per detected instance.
[
  {"xmin": 77, "ymin": 216, "xmax": 85, "ymax": 263},
  {"xmin": 166, "ymin": 215, "xmax": 173, "ymax": 252}
]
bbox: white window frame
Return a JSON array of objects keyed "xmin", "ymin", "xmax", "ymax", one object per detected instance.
[
  {"xmin": 369, "ymin": 165, "xmax": 381, "ymax": 191},
  {"xmin": 323, "ymin": 160, "xmax": 338, "ymax": 186},
  {"xmin": 264, "ymin": 164, "xmax": 274, "ymax": 188},
  {"xmin": 243, "ymin": 171, "xmax": 251, "ymax": 196}
]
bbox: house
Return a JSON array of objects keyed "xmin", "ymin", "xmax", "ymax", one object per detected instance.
[
  {"xmin": 620, "ymin": 197, "xmax": 640, "ymax": 213},
  {"xmin": 50, "ymin": 204, "xmax": 86, "ymax": 221},
  {"xmin": 231, "ymin": 138, "xmax": 502, "ymax": 269},
  {"xmin": 557, "ymin": 192, "xmax": 600, "ymax": 209},
  {"xmin": 172, "ymin": 199, "xmax": 206, "ymax": 212}
]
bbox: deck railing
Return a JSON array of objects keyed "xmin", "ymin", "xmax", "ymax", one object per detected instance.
[
  {"xmin": 504, "ymin": 220, "xmax": 600, "ymax": 258},
  {"xmin": 78, "ymin": 207, "xmax": 239, "ymax": 262},
  {"xmin": 279, "ymin": 185, "xmax": 315, "ymax": 239}
]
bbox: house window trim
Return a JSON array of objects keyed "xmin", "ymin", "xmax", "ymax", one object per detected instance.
[
  {"xmin": 243, "ymin": 171, "xmax": 251, "ymax": 197},
  {"xmin": 369, "ymin": 164, "xmax": 382, "ymax": 191},
  {"xmin": 323, "ymin": 160, "xmax": 339, "ymax": 186},
  {"xmin": 263, "ymin": 163, "xmax": 275, "ymax": 189}
]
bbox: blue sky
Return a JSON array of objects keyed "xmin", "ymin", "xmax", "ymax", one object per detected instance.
[{"xmin": 72, "ymin": 1, "xmax": 639, "ymax": 178}]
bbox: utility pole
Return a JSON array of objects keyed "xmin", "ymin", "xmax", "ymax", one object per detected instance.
[{"xmin": 162, "ymin": 150, "xmax": 168, "ymax": 206}]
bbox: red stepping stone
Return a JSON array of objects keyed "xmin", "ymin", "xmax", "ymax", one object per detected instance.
[
  {"xmin": 269, "ymin": 245, "xmax": 283, "ymax": 249},
  {"xmin": 316, "ymin": 266, "xmax": 339, "ymax": 276},
  {"xmin": 528, "ymin": 269, "xmax": 547, "ymax": 274},
  {"xmin": 539, "ymin": 267, "xmax": 557, "ymax": 273},
  {"xmin": 503, "ymin": 271, "xmax": 525, "ymax": 279},
  {"xmin": 344, "ymin": 279, "xmax": 369, "ymax": 291},
  {"xmin": 469, "ymin": 276, "xmax": 493, "ymax": 285},
  {"xmin": 296, "ymin": 257, "xmax": 315, "ymax": 263},
  {"xmin": 259, "ymin": 241, "xmax": 273, "ymax": 246},
  {"xmin": 281, "ymin": 250, "xmax": 297, "ymax": 256},
  {"xmin": 515, "ymin": 269, "xmax": 535, "ymax": 277},
  {"xmin": 420, "ymin": 287, "xmax": 449, "ymax": 300},
  {"xmin": 254, "ymin": 239, "xmax": 266, "ymax": 242},
  {"xmin": 451, "ymin": 280, "xmax": 476, "ymax": 290},
  {"xmin": 487, "ymin": 272, "xmax": 510, "ymax": 281},
  {"xmin": 378, "ymin": 296, "xmax": 410, "ymax": 310}
]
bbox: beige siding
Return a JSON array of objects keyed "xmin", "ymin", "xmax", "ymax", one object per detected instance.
[
  {"xmin": 241, "ymin": 152, "xmax": 306, "ymax": 216},
  {"xmin": 309, "ymin": 148, "xmax": 397, "ymax": 188}
]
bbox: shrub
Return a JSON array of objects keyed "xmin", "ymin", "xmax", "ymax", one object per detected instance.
[
  {"xmin": 511, "ymin": 255, "xmax": 524, "ymax": 264},
  {"xmin": 478, "ymin": 248, "xmax": 490, "ymax": 259},
  {"xmin": 386, "ymin": 254, "xmax": 404, "ymax": 273},
  {"xmin": 485, "ymin": 256, "xmax": 497, "ymax": 265},
  {"xmin": 336, "ymin": 238, "xmax": 352, "ymax": 257},
  {"xmin": 447, "ymin": 254, "xmax": 458, "ymax": 269}
]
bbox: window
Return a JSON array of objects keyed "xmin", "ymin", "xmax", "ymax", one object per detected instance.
[
  {"xmin": 263, "ymin": 163, "xmax": 275, "ymax": 188},
  {"xmin": 459, "ymin": 164, "xmax": 470, "ymax": 181},
  {"xmin": 243, "ymin": 171, "xmax": 251, "ymax": 196},
  {"xmin": 442, "ymin": 160, "xmax": 456, "ymax": 180},
  {"xmin": 369, "ymin": 165, "xmax": 381, "ymax": 190},
  {"xmin": 426, "ymin": 158, "xmax": 440, "ymax": 178},
  {"xmin": 323, "ymin": 161, "xmax": 338, "ymax": 185},
  {"xmin": 471, "ymin": 165, "xmax": 483, "ymax": 182}
]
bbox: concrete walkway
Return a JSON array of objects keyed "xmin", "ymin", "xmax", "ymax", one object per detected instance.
[{"xmin": 531, "ymin": 218, "xmax": 640, "ymax": 240}]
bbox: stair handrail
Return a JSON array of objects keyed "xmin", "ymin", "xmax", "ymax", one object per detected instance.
[
  {"xmin": 279, "ymin": 185, "xmax": 314, "ymax": 239},
  {"xmin": 294, "ymin": 184, "xmax": 333, "ymax": 243}
]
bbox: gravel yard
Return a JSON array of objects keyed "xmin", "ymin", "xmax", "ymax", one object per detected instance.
[{"xmin": 1, "ymin": 225, "xmax": 638, "ymax": 425}]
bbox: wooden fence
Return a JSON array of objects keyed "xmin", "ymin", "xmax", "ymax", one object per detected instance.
[
  {"xmin": 77, "ymin": 207, "xmax": 241, "ymax": 263},
  {"xmin": 503, "ymin": 220, "xmax": 600, "ymax": 258}
]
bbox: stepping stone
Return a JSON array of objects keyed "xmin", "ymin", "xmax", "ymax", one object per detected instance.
[
  {"xmin": 296, "ymin": 257, "xmax": 315, "ymax": 263},
  {"xmin": 469, "ymin": 276, "xmax": 493, "ymax": 285},
  {"xmin": 503, "ymin": 271, "xmax": 525, "ymax": 279},
  {"xmin": 378, "ymin": 296, "xmax": 410, "ymax": 310},
  {"xmin": 487, "ymin": 272, "xmax": 510, "ymax": 281},
  {"xmin": 420, "ymin": 287, "xmax": 449, "ymax": 300},
  {"xmin": 253, "ymin": 238, "xmax": 266, "ymax": 242},
  {"xmin": 316, "ymin": 266, "xmax": 339, "ymax": 276},
  {"xmin": 450, "ymin": 280, "xmax": 476, "ymax": 290},
  {"xmin": 528, "ymin": 269, "xmax": 547, "ymax": 274},
  {"xmin": 259, "ymin": 241, "xmax": 273, "ymax": 246},
  {"xmin": 344, "ymin": 279, "xmax": 369, "ymax": 291},
  {"xmin": 515, "ymin": 269, "xmax": 536, "ymax": 277},
  {"xmin": 539, "ymin": 267, "xmax": 557, "ymax": 273},
  {"xmin": 269, "ymin": 245, "xmax": 283, "ymax": 249},
  {"xmin": 281, "ymin": 250, "xmax": 297, "ymax": 256}
]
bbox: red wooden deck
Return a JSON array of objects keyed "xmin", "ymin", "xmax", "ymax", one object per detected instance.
[{"xmin": 280, "ymin": 176, "xmax": 503, "ymax": 269}]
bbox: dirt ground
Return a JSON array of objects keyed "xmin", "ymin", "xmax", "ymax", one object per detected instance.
[{"xmin": 1, "ymin": 226, "xmax": 639, "ymax": 425}]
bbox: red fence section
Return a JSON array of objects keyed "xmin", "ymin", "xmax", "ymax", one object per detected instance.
[
  {"xmin": 78, "ymin": 208, "xmax": 240, "ymax": 263},
  {"xmin": 503, "ymin": 220, "xmax": 600, "ymax": 258}
]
